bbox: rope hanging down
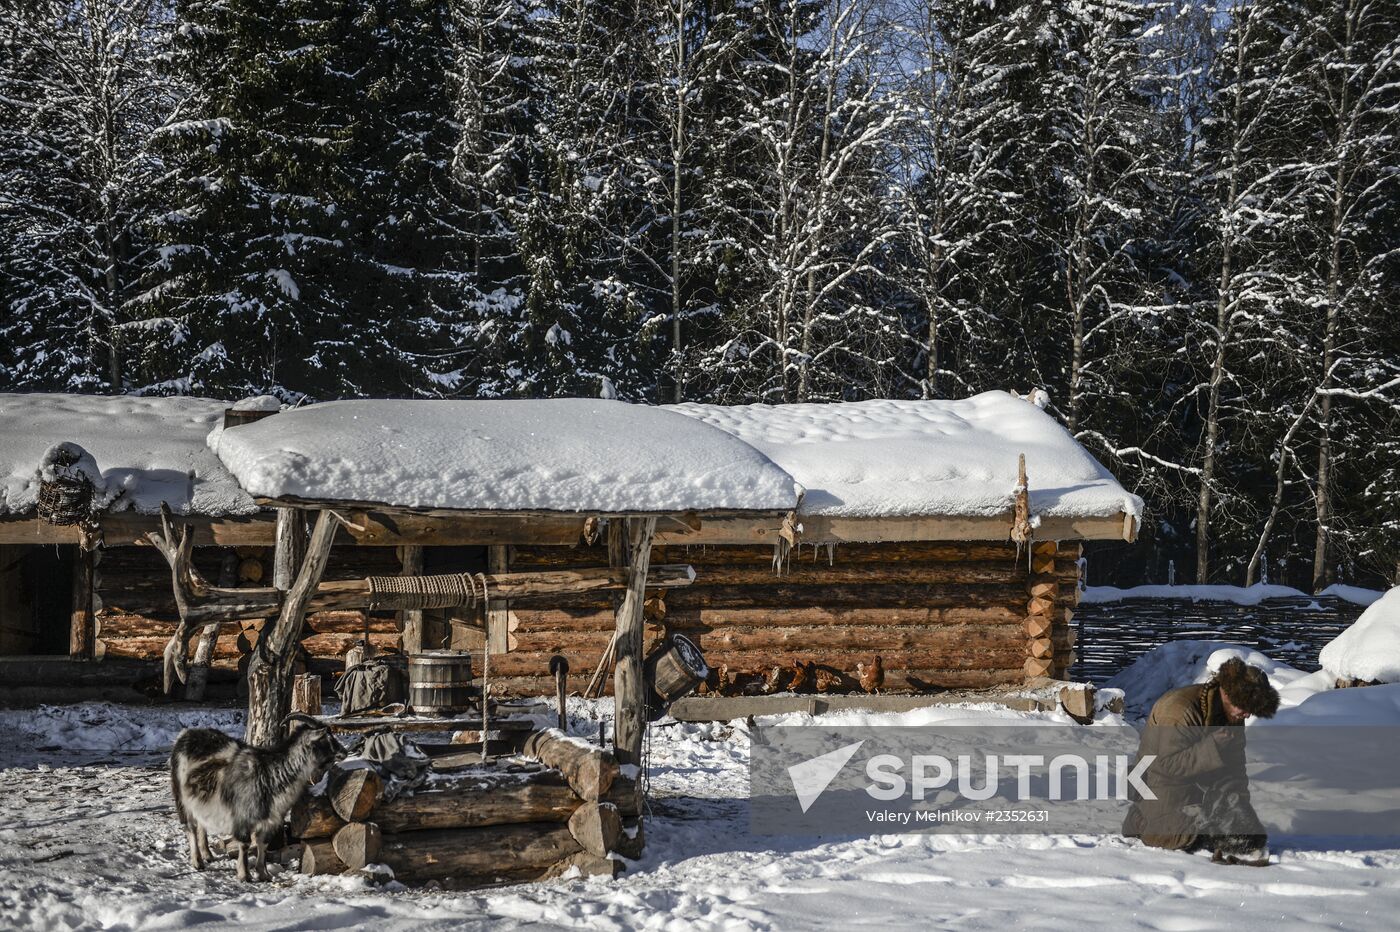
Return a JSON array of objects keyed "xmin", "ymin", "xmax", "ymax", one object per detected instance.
[{"xmin": 364, "ymin": 572, "xmax": 491, "ymax": 611}]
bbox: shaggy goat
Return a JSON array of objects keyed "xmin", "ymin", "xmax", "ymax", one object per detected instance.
[{"xmin": 170, "ymin": 713, "xmax": 343, "ymax": 882}]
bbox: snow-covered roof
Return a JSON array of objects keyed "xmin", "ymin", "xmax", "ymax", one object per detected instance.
[
  {"xmin": 670, "ymin": 391, "xmax": 1142, "ymax": 521},
  {"xmin": 210, "ymin": 399, "xmax": 801, "ymax": 515},
  {"xmin": 0, "ymin": 393, "xmax": 258, "ymax": 518},
  {"xmin": 1321, "ymin": 587, "xmax": 1400, "ymax": 684}
]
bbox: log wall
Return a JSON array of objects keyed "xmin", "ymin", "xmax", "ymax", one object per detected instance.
[
  {"xmin": 497, "ymin": 538, "xmax": 1083, "ymax": 695},
  {"xmin": 83, "ymin": 538, "xmax": 1083, "ymax": 696}
]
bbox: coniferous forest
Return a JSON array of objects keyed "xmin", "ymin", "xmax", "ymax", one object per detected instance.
[{"xmin": 1, "ymin": 0, "xmax": 1397, "ymax": 589}]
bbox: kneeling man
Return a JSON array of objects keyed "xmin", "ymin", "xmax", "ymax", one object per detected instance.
[{"xmin": 1123, "ymin": 657, "xmax": 1279, "ymax": 864}]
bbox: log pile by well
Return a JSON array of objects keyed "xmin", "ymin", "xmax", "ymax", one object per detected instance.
[{"xmin": 292, "ymin": 727, "xmax": 641, "ymax": 887}]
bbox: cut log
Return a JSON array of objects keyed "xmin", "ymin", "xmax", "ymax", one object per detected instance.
[
  {"xmin": 290, "ymin": 770, "xmax": 643, "ymax": 840},
  {"xmin": 1059, "ymin": 685, "xmax": 1096, "ymax": 724},
  {"xmin": 329, "ymin": 768, "xmax": 384, "ymax": 823},
  {"xmin": 567, "ymin": 801, "xmax": 623, "ymax": 857},
  {"xmin": 1024, "ymin": 657, "xmax": 1054, "ymax": 678},
  {"xmin": 375, "ymin": 823, "xmax": 582, "ymax": 885},
  {"xmin": 1027, "ymin": 595, "xmax": 1056, "ymax": 617},
  {"xmin": 292, "ymin": 674, "xmax": 322, "ymax": 715},
  {"xmin": 522, "ymin": 728, "xmax": 619, "ymax": 801},
  {"xmin": 1023, "ymin": 615, "xmax": 1053, "ymax": 639},
  {"xmin": 612, "ymin": 518, "xmax": 655, "ymax": 769},
  {"xmin": 332, "ymin": 822, "xmax": 381, "ymax": 871},
  {"xmin": 290, "ymin": 794, "xmax": 345, "ymax": 839},
  {"xmin": 300, "ymin": 839, "xmax": 346, "ymax": 876},
  {"xmin": 1028, "ymin": 638, "xmax": 1054, "ymax": 660}
]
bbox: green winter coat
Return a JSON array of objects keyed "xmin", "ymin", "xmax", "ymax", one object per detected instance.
[{"xmin": 1122, "ymin": 682, "xmax": 1251, "ymax": 850}]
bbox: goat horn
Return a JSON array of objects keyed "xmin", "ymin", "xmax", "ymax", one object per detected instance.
[{"xmin": 282, "ymin": 712, "xmax": 325, "ymax": 729}]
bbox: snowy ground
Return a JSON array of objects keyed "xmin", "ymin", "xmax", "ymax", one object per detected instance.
[{"xmin": 3, "ymin": 695, "xmax": 1399, "ymax": 931}]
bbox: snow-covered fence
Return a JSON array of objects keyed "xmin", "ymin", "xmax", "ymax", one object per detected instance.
[{"xmin": 1073, "ymin": 595, "xmax": 1366, "ymax": 685}]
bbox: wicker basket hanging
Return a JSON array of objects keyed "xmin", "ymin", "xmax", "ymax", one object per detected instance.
[{"xmin": 36, "ymin": 447, "xmax": 93, "ymax": 526}]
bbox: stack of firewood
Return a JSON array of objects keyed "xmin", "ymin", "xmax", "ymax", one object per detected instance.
[{"xmin": 291, "ymin": 728, "xmax": 642, "ymax": 887}]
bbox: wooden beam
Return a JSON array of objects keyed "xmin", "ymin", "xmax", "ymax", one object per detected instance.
[
  {"xmin": 612, "ymin": 517, "xmax": 656, "ymax": 768},
  {"xmin": 655, "ymin": 512, "xmax": 1137, "ymax": 545},
  {"xmin": 487, "ymin": 545, "xmax": 509, "ymax": 654},
  {"xmin": 0, "ymin": 514, "xmax": 278, "ymax": 547}
]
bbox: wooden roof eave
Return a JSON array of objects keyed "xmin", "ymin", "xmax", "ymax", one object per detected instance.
[
  {"xmin": 0, "ymin": 507, "xmax": 1138, "ymax": 548},
  {"xmin": 670, "ymin": 510, "xmax": 1140, "ymax": 546}
]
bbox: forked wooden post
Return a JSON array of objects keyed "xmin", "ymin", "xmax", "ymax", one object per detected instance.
[
  {"xmin": 246, "ymin": 508, "xmax": 336, "ymax": 747},
  {"xmin": 612, "ymin": 517, "xmax": 656, "ymax": 768}
]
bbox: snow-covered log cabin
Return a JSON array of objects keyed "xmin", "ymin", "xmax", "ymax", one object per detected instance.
[{"xmin": 0, "ymin": 391, "xmax": 1140, "ymax": 701}]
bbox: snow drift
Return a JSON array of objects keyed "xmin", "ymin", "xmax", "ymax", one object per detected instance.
[{"xmin": 1320, "ymin": 587, "xmax": 1400, "ymax": 684}]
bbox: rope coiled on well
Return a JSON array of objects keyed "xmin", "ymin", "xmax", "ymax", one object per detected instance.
[{"xmin": 365, "ymin": 572, "xmax": 491, "ymax": 611}]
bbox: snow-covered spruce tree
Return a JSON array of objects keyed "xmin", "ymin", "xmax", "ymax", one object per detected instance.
[
  {"xmin": 0, "ymin": 0, "xmax": 179, "ymax": 392},
  {"xmin": 886, "ymin": 0, "xmax": 1043, "ymax": 401},
  {"xmin": 460, "ymin": 0, "xmax": 665, "ymax": 401},
  {"xmin": 135, "ymin": 0, "xmax": 465, "ymax": 399},
  {"xmin": 634, "ymin": 0, "xmax": 756, "ymax": 402},
  {"xmin": 445, "ymin": 0, "xmax": 536, "ymax": 397},
  {"xmin": 707, "ymin": 0, "xmax": 904, "ymax": 403}
]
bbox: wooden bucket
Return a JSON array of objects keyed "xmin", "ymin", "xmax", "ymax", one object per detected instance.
[
  {"xmin": 408, "ymin": 650, "xmax": 475, "ymax": 715},
  {"xmin": 646, "ymin": 635, "xmax": 709, "ymax": 705}
]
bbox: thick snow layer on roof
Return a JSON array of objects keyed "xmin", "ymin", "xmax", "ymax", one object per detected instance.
[
  {"xmin": 0, "ymin": 393, "xmax": 258, "ymax": 517},
  {"xmin": 210, "ymin": 398, "xmax": 800, "ymax": 514},
  {"xmin": 1320, "ymin": 587, "xmax": 1400, "ymax": 683},
  {"xmin": 670, "ymin": 392, "xmax": 1142, "ymax": 520}
]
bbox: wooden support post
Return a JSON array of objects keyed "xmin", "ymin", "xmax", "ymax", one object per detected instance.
[
  {"xmin": 245, "ymin": 509, "xmax": 334, "ymax": 747},
  {"xmin": 273, "ymin": 508, "xmax": 307, "ymax": 591},
  {"xmin": 69, "ymin": 545, "xmax": 95, "ymax": 660},
  {"xmin": 612, "ymin": 517, "xmax": 656, "ymax": 769},
  {"xmin": 398, "ymin": 545, "xmax": 424, "ymax": 655},
  {"xmin": 487, "ymin": 544, "xmax": 509, "ymax": 654}
]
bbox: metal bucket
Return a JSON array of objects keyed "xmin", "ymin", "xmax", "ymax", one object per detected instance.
[
  {"xmin": 408, "ymin": 650, "xmax": 475, "ymax": 715},
  {"xmin": 646, "ymin": 635, "xmax": 709, "ymax": 705}
]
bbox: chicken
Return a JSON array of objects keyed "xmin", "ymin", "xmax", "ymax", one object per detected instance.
[
  {"xmin": 857, "ymin": 655, "xmax": 884, "ymax": 694},
  {"xmin": 812, "ymin": 665, "xmax": 842, "ymax": 693},
  {"xmin": 709, "ymin": 663, "xmax": 732, "ymax": 696},
  {"xmin": 786, "ymin": 660, "xmax": 813, "ymax": 693},
  {"xmin": 763, "ymin": 665, "xmax": 789, "ymax": 695}
]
